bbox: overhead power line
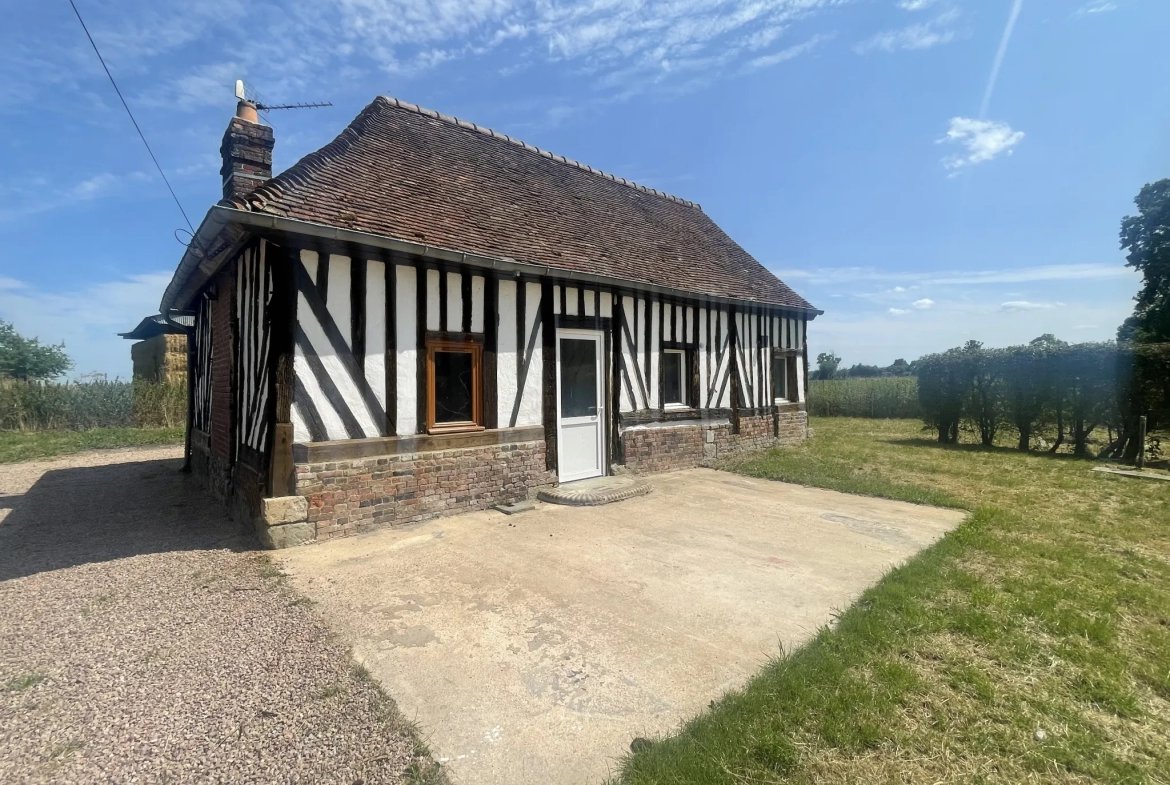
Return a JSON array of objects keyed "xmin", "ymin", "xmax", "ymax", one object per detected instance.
[{"xmin": 66, "ymin": 0, "xmax": 195, "ymax": 233}]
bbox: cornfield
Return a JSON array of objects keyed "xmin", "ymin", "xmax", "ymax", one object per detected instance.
[
  {"xmin": 0, "ymin": 379, "xmax": 187, "ymax": 431},
  {"xmin": 807, "ymin": 377, "xmax": 920, "ymax": 419}
]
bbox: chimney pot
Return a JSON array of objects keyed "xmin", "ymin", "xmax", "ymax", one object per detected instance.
[{"xmin": 236, "ymin": 100, "xmax": 259, "ymax": 123}]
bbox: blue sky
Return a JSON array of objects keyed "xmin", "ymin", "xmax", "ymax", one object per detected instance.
[{"xmin": 1, "ymin": 0, "xmax": 1165, "ymax": 377}]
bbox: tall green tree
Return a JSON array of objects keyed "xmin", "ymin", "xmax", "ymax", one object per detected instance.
[
  {"xmin": 815, "ymin": 352, "xmax": 841, "ymax": 380},
  {"xmin": 0, "ymin": 320, "xmax": 73, "ymax": 381},
  {"xmin": 1118, "ymin": 179, "xmax": 1170, "ymax": 344}
]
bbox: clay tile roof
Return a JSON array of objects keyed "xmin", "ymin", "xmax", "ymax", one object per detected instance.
[{"xmin": 234, "ymin": 97, "xmax": 815, "ymax": 310}]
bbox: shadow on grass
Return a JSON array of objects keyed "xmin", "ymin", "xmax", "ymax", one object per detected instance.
[{"xmin": 885, "ymin": 437, "xmax": 1104, "ymax": 462}]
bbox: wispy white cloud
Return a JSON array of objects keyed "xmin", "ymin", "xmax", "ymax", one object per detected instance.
[
  {"xmin": 913, "ymin": 298, "xmax": 934, "ymax": 309},
  {"xmin": 980, "ymin": 0, "xmax": 1024, "ymax": 117},
  {"xmin": 854, "ymin": 8, "xmax": 960, "ymax": 53},
  {"xmin": 938, "ymin": 117, "xmax": 1024, "ymax": 173},
  {"xmin": 776, "ymin": 262, "xmax": 1131, "ymax": 287},
  {"xmin": 999, "ymin": 300, "xmax": 1063, "ymax": 312},
  {"xmin": 1074, "ymin": 1, "xmax": 1117, "ymax": 16},
  {"xmin": 898, "ymin": 0, "xmax": 942, "ymax": 9},
  {"xmin": 0, "ymin": 171, "xmax": 151, "ymax": 222},
  {"xmin": 747, "ymin": 34, "xmax": 833, "ymax": 70},
  {"xmin": 809, "ymin": 297, "xmax": 1134, "ymax": 366},
  {"xmin": 889, "ymin": 307, "xmax": 910, "ymax": 315},
  {"xmin": 0, "ymin": 272, "xmax": 174, "ymax": 378}
]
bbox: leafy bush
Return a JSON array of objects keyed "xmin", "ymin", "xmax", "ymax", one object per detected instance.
[
  {"xmin": 808, "ymin": 377, "xmax": 920, "ymax": 419},
  {"xmin": 0, "ymin": 379, "xmax": 186, "ymax": 431},
  {"xmin": 915, "ymin": 340, "xmax": 1170, "ymax": 459}
]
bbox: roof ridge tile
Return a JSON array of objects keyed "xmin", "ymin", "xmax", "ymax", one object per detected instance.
[{"xmin": 377, "ymin": 95, "xmax": 700, "ymax": 210}]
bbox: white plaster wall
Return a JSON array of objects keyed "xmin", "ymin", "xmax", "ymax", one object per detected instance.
[
  {"xmin": 290, "ymin": 404, "xmax": 308, "ymax": 445},
  {"xmin": 566, "ymin": 286, "xmax": 578, "ymax": 316},
  {"xmin": 516, "ymin": 282, "xmax": 543, "ymax": 426},
  {"xmin": 294, "ymin": 338, "xmax": 349, "ymax": 441},
  {"xmin": 365, "ymin": 260, "xmax": 386, "ymax": 412},
  {"xmin": 715, "ymin": 309, "xmax": 730, "ymax": 408},
  {"xmin": 395, "ymin": 265, "xmax": 417, "ymax": 436},
  {"xmin": 796, "ymin": 355, "xmax": 806, "ymax": 402},
  {"xmin": 471, "ymin": 275, "xmax": 485, "ymax": 333},
  {"xmin": 648, "ymin": 299, "xmax": 660, "ymax": 409},
  {"xmin": 327, "ymin": 255, "xmax": 352, "ymax": 347},
  {"xmin": 300, "ymin": 249, "xmax": 318, "ymax": 281},
  {"xmin": 698, "ymin": 307, "xmax": 709, "ymax": 407},
  {"xmin": 298, "ymin": 284, "xmax": 380, "ymax": 438},
  {"xmin": 600, "ymin": 291, "xmax": 612, "ymax": 319},
  {"xmin": 446, "ymin": 271, "xmax": 461, "ymax": 332},
  {"xmin": 496, "ymin": 279, "xmax": 518, "ymax": 427}
]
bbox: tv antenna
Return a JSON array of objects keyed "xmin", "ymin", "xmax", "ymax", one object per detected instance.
[{"xmin": 235, "ymin": 80, "xmax": 331, "ymax": 113}]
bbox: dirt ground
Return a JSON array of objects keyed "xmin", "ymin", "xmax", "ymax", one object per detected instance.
[
  {"xmin": 0, "ymin": 446, "xmax": 438, "ymax": 784},
  {"xmin": 279, "ymin": 468, "xmax": 966, "ymax": 785}
]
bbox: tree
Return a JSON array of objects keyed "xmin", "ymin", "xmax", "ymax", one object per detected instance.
[
  {"xmin": 815, "ymin": 352, "xmax": 841, "ymax": 380},
  {"xmin": 0, "ymin": 320, "xmax": 73, "ymax": 381},
  {"xmin": 917, "ymin": 348, "xmax": 971, "ymax": 443},
  {"xmin": 887, "ymin": 358, "xmax": 912, "ymax": 376},
  {"xmin": 1118, "ymin": 179, "xmax": 1170, "ymax": 344},
  {"xmin": 1000, "ymin": 343, "xmax": 1054, "ymax": 451},
  {"xmin": 962, "ymin": 341, "xmax": 1003, "ymax": 447},
  {"xmin": 843, "ymin": 363, "xmax": 881, "ymax": 378}
]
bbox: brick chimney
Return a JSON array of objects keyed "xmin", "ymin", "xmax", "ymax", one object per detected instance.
[{"xmin": 219, "ymin": 100, "xmax": 274, "ymax": 203}]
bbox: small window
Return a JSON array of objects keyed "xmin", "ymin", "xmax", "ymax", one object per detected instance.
[
  {"xmin": 426, "ymin": 338, "xmax": 484, "ymax": 433},
  {"xmin": 662, "ymin": 349, "xmax": 687, "ymax": 407},
  {"xmin": 773, "ymin": 354, "xmax": 790, "ymax": 402}
]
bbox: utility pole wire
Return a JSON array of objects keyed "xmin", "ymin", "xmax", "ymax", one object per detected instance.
[{"xmin": 66, "ymin": 0, "xmax": 195, "ymax": 233}]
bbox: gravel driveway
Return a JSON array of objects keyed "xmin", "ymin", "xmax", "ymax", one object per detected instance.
[{"xmin": 0, "ymin": 446, "xmax": 442, "ymax": 784}]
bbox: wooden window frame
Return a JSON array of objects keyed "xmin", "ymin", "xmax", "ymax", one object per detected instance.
[
  {"xmin": 425, "ymin": 335, "xmax": 485, "ymax": 435},
  {"xmin": 661, "ymin": 348, "xmax": 689, "ymax": 408},
  {"xmin": 773, "ymin": 350, "xmax": 799, "ymax": 403}
]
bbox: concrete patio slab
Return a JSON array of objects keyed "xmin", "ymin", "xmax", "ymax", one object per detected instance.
[{"xmin": 277, "ymin": 468, "xmax": 965, "ymax": 785}]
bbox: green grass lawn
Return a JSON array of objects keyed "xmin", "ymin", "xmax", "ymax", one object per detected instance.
[
  {"xmin": 615, "ymin": 418, "xmax": 1170, "ymax": 785},
  {"xmin": 0, "ymin": 427, "xmax": 184, "ymax": 463}
]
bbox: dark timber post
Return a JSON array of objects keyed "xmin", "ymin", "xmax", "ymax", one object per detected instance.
[
  {"xmin": 267, "ymin": 245, "xmax": 297, "ymax": 497},
  {"xmin": 541, "ymin": 280, "xmax": 557, "ymax": 474},
  {"xmin": 183, "ymin": 323, "xmax": 195, "ymax": 472},
  {"xmin": 484, "ymin": 274, "xmax": 498, "ymax": 430},
  {"xmin": 729, "ymin": 304, "xmax": 740, "ymax": 434}
]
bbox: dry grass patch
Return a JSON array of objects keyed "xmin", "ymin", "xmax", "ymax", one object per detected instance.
[{"xmin": 615, "ymin": 418, "xmax": 1170, "ymax": 784}]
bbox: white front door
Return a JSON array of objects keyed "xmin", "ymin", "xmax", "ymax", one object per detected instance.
[{"xmin": 556, "ymin": 328, "xmax": 605, "ymax": 482}]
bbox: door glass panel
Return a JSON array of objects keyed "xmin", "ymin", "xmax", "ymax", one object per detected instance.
[
  {"xmin": 559, "ymin": 338, "xmax": 597, "ymax": 418},
  {"xmin": 435, "ymin": 350, "xmax": 474, "ymax": 422},
  {"xmin": 663, "ymin": 351, "xmax": 683, "ymax": 405}
]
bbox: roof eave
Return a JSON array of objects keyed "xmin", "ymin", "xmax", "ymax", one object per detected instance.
[{"xmin": 162, "ymin": 205, "xmax": 823, "ymax": 316}]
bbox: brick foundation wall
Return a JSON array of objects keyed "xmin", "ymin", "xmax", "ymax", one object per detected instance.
[
  {"xmin": 295, "ymin": 439, "xmax": 556, "ymax": 542},
  {"xmin": 621, "ymin": 407, "xmax": 808, "ymax": 474}
]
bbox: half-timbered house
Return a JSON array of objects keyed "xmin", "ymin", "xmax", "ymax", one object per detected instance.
[{"xmin": 163, "ymin": 96, "xmax": 821, "ymax": 547}]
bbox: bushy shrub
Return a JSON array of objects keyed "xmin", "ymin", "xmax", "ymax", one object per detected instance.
[
  {"xmin": 808, "ymin": 377, "xmax": 920, "ymax": 419},
  {"xmin": 915, "ymin": 340, "xmax": 1169, "ymax": 458},
  {"xmin": 0, "ymin": 379, "xmax": 186, "ymax": 431}
]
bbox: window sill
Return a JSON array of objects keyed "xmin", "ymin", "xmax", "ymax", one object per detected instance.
[
  {"xmin": 427, "ymin": 422, "xmax": 486, "ymax": 435},
  {"xmin": 663, "ymin": 403, "xmax": 690, "ymax": 410}
]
